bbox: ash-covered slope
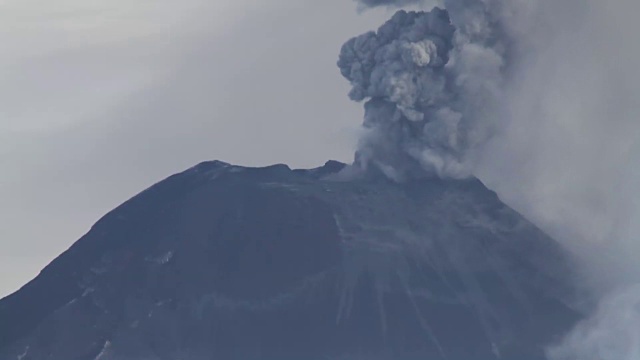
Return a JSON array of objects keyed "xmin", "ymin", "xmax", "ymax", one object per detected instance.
[{"xmin": 0, "ymin": 161, "xmax": 580, "ymax": 360}]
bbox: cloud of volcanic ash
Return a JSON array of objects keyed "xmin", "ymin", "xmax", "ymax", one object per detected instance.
[
  {"xmin": 341, "ymin": 0, "xmax": 640, "ymax": 358},
  {"xmin": 338, "ymin": 0, "xmax": 512, "ymax": 180}
]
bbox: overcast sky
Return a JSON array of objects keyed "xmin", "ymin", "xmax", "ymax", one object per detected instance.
[
  {"xmin": 2, "ymin": 0, "xmax": 639, "ymax": 306},
  {"xmin": 0, "ymin": 0, "xmax": 400, "ymax": 297},
  {"xmin": 4, "ymin": 1, "xmax": 640, "ymax": 357}
]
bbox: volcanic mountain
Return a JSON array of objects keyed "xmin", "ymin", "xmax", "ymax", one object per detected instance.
[{"xmin": 0, "ymin": 160, "xmax": 581, "ymax": 360}]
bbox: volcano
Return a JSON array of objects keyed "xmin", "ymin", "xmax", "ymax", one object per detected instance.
[{"xmin": 0, "ymin": 160, "xmax": 580, "ymax": 360}]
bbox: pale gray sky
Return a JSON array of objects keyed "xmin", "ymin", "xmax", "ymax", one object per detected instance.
[
  {"xmin": 0, "ymin": 0, "xmax": 396, "ymax": 297},
  {"xmin": 3, "ymin": 0, "xmax": 640, "ymax": 356},
  {"xmin": 2, "ymin": 0, "xmax": 640, "ymax": 314}
]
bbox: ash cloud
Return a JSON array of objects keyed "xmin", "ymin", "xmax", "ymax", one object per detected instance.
[
  {"xmin": 339, "ymin": 0, "xmax": 512, "ymax": 179},
  {"xmin": 343, "ymin": 0, "xmax": 640, "ymax": 358},
  {"xmin": 338, "ymin": 9, "xmax": 463, "ymax": 179}
]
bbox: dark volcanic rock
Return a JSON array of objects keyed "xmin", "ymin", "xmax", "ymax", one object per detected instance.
[{"xmin": 0, "ymin": 161, "xmax": 580, "ymax": 360}]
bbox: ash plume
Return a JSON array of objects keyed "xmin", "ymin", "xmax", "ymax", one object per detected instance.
[
  {"xmin": 342, "ymin": 0, "xmax": 640, "ymax": 358},
  {"xmin": 339, "ymin": 0, "xmax": 514, "ymax": 179}
]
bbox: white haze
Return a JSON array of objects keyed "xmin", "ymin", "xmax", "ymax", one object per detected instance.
[
  {"xmin": 478, "ymin": 0, "xmax": 640, "ymax": 288},
  {"xmin": 349, "ymin": 0, "xmax": 640, "ymax": 358},
  {"xmin": 475, "ymin": 1, "xmax": 640, "ymax": 357}
]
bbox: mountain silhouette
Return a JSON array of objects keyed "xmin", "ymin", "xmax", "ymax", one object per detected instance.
[{"xmin": 0, "ymin": 160, "xmax": 581, "ymax": 360}]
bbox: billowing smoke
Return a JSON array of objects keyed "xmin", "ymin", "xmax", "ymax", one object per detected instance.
[
  {"xmin": 342, "ymin": 0, "xmax": 640, "ymax": 358},
  {"xmin": 338, "ymin": 0, "xmax": 510, "ymax": 179}
]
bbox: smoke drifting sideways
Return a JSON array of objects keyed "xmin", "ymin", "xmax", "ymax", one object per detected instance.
[{"xmin": 343, "ymin": 0, "xmax": 640, "ymax": 358}]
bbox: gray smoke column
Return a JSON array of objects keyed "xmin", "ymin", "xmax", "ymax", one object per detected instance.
[
  {"xmin": 343, "ymin": 0, "xmax": 640, "ymax": 358},
  {"xmin": 338, "ymin": 0, "xmax": 515, "ymax": 179}
]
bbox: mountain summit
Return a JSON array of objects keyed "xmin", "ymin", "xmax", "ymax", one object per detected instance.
[{"xmin": 0, "ymin": 161, "xmax": 580, "ymax": 360}]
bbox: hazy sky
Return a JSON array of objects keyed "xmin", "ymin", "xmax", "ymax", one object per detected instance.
[
  {"xmin": 0, "ymin": 0, "xmax": 400, "ymax": 297},
  {"xmin": 3, "ymin": 0, "xmax": 640, "ymax": 356}
]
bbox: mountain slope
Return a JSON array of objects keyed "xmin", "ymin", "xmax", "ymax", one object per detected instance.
[{"xmin": 0, "ymin": 160, "xmax": 580, "ymax": 360}]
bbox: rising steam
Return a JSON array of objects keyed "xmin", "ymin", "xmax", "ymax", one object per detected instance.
[{"xmin": 342, "ymin": 0, "xmax": 640, "ymax": 358}]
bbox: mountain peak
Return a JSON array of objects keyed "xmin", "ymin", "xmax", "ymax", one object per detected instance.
[{"xmin": 1, "ymin": 160, "xmax": 580, "ymax": 360}]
